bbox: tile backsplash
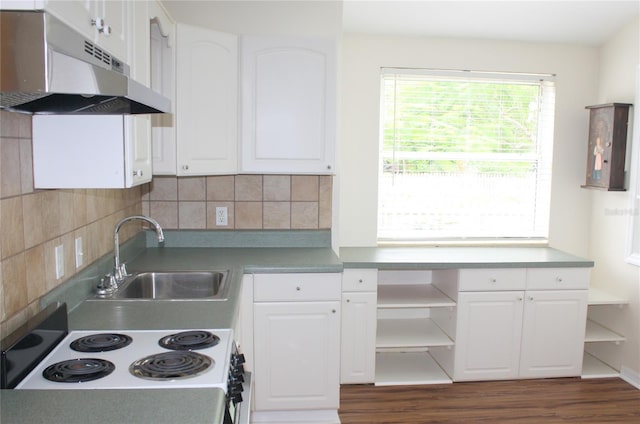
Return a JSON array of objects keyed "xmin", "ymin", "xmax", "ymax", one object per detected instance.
[
  {"xmin": 0, "ymin": 110, "xmax": 334, "ymax": 337},
  {"xmin": 143, "ymin": 174, "xmax": 332, "ymax": 230}
]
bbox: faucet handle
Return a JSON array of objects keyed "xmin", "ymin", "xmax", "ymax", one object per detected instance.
[
  {"xmin": 114, "ymin": 263, "xmax": 129, "ymax": 283},
  {"xmin": 96, "ymin": 273, "xmax": 117, "ymax": 296}
]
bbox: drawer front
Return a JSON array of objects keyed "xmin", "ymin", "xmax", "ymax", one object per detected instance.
[
  {"xmin": 458, "ymin": 268, "xmax": 527, "ymax": 291},
  {"xmin": 342, "ymin": 269, "xmax": 378, "ymax": 292},
  {"xmin": 526, "ymin": 267, "xmax": 590, "ymax": 290},
  {"xmin": 254, "ymin": 273, "xmax": 342, "ymax": 301}
]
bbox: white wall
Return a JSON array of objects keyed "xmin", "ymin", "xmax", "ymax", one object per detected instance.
[
  {"xmin": 589, "ymin": 17, "xmax": 640, "ymax": 386},
  {"xmin": 161, "ymin": 0, "xmax": 342, "ymax": 37},
  {"xmin": 339, "ymin": 33, "xmax": 598, "ymax": 255}
]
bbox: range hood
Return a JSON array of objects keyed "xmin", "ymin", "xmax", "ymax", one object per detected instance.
[{"xmin": 0, "ymin": 11, "xmax": 170, "ymax": 115}]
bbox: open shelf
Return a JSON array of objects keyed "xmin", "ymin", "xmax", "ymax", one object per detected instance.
[
  {"xmin": 375, "ymin": 351, "xmax": 452, "ymax": 386},
  {"xmin": 588, "ymin": 287, "xmax": 628, "ymax": 305},
  {"xmin": 581, "ymin": 352, "xmax": 620, "ymax": 379},
  {"xmin": 378, "ymin": 284, "xmax": 455, "ymax": 308},
  {"xmin": 377, "ymin": 318, "xmax": 454, "ymax": 348},
  {"xmin": 585, "ymin": 320, "xmax": 626, "ymax": 343}
]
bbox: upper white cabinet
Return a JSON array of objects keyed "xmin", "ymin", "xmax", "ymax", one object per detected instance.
[
  {"xmin": 43, "ymin": 0, "xmax": 129, "ymax": 60},
  {"xmin": 240, "ymin": 36, "xmax": 336, "ymax": 174},
  {"xmin": 149, "ymin": 2, "xmax": 177, "ymax": 175},
  {"xmin": 3, "ymin": 0, "xmax": 129, "ymax": 60},
  {"xmin": 32, "ymin": 115, "xmax": 151, "ymax": 188},
  {"xmin": 175, "ymin": 24, "xmax": 238, "ymax": 175}
]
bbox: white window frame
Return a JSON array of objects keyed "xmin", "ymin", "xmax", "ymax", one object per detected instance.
[
  {"xmin": 377, "ymin": 68, "xmax": 556, "ymax": 243},
  {"xmin": 625, "ymin": 65, "xmax": 640, "ymax": 266}
]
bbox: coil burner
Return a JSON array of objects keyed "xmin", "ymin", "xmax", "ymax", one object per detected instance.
[
  {"xmin": 42, "ymin": 358, "xmax": 115, "ymax": 383},
  {"xmin": 70, "ymin": 333, "xmax": 133, "ymax": 352},
  {"xmin": 158, "ymin": 330, "xmax": 220, "ymax": 351},
  {"xmin": 129, "ymin": 351, "xmax": 213, "ymax": 380}
]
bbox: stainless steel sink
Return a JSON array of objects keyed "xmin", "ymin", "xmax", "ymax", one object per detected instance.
[{"xmin": 108, "ymin": 271, "xmax": 229, "ymax": 300}]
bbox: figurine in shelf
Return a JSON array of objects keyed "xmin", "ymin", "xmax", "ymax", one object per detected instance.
[{"xmin": 593, "ymin": 136, "xmax": 604, "ymax": 180}]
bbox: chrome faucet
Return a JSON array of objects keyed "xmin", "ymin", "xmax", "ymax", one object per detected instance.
[{"xmin": 112, "ymin": 215, "xmax": 164, "ymax": 285}]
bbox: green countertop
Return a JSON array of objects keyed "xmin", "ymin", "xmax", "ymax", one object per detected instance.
[
  {"xmin": 1, "ymin": 237, "xmax": 594, "ymax": 424},
  {"xmin": 0, "ymin": 389, "xmax": 225, "ymax": 424},
  {"xmin": 69, "ymin": 247, "xmax": 343, "ymax": 331},
  {"xmin": 339, "ymin": 246, "xmax": 594, "ymax": 269}
]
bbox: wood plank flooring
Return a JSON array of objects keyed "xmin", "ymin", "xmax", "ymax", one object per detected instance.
[{"xmin": 339, "ymin": 378, "xmax": 640, "ymax": 423}]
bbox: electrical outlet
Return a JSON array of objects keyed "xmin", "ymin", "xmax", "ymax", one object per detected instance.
[
  {"xmin": 55, "ymin": 244, "xmax": 64, "ymax": 279},
  {"xmin": 216, "ymin": 207, "xmax": 228, "ymax": 226},
  {"xmin": 75, "ymin": 237, "xmax": 83, "ymax": 268}
]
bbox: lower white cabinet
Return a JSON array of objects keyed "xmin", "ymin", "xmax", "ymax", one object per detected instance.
[
  {"xmin": 341, "ymin": 269, "xmax": 377, "ymax": 384},
  {"xmin": 454, "ymin": 291, "xmax": 524, "ymax": 381},
  {"xmin": 454, "ymin": 268, "xmax": 588, "ymax": 382},
  {"xmin": 252, "ymin": 273, "xmax": 341, "ymax": 413}
]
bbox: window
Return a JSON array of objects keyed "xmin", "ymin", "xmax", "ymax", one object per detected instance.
[{"xmin": 378, "ymin": 68, "xmax": 556, "ymax": 242}]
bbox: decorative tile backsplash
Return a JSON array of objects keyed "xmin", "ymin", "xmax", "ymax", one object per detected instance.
[{"xmin": 142, "ymin": 175, "xmax": 332, "ymax": 230}]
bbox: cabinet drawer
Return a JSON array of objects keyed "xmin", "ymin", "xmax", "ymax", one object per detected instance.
[
  {"xmin": 342, "ymin": 269, "xmax": 377, "ymax": 292},
  {"xmin": 526, "ymin": 268, "xmax": 590, "ymax": 290},
  {"xmin": 458, "ymin": 268, "xmax": 526, "ymax": 291},
  {"xmin": 254, "ymin": 273, "xmax": 341, "ymax": 301}
]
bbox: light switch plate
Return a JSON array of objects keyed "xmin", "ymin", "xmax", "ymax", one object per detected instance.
[
  {"xmin": 75, "ymin": 237, "xmax": 83, "ymax": 268},
  {"xmin": 55, "ymin": 244, "xmax": 64, "ymax": 279}
]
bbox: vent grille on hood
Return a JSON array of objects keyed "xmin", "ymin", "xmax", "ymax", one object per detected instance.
[{"xmin": 0, "ymin": 11, "xmax": 170, "ymax": 115}]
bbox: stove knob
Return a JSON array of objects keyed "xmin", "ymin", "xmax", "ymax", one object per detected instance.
[
  {"xmin": 231, "ymin": 392, "xmax": 243, "ymax": 404},
  {"xmin": 229, "ymin": 372, "xmax": 245, "ymax": 384},
  {"xmin": 231, "ymin": 353, "xmax": 246, "ymax": 367}
]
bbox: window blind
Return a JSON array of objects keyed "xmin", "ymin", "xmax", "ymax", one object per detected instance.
[{"xmin": 378, "ymin": 68, "xmax": 556, "ymax": 241}]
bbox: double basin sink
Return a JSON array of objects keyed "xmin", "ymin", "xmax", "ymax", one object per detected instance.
[{"xmin": 99, "ymin": 271, "xmax": 230, "ymax": 300}]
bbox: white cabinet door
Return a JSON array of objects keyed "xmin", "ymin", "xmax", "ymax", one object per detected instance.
[
  {"xmin": 92, "ymin": 0, "xmax": 128, "ymax": 60},
  {"xmin": 341, "ymin": 291, "xmax": 377, "ymax": 384},
  {"xmin": 253, "ymin": 301, "xmax": 340, "ymax": 411},
  {"xmin": 454, "ymin": 291, "xmax": 524, "ymax": 381},
  {"xmin": 176, "ymin": 24, "xmax": 237, "ymax": 175},
  {"xmin": 240, "ymin": 36, "xmax": 336, "ymax": 174},
  {"xmin": 123, "ymin": 0, "xmax": 151, "ymax": 187},
  {"xmin": 149, "ymin": 2, "xmax": 177, "ymax": 175},
  {"xmin": 519, "ymin": 290, "xmax": 588, "ymax": 378},
  {"xmin": 125, "ymin": 116, "xmax": 152, "ymax": 187},
  {"xmin": 32, "ymin": 115, "xmax": 148, "ymax": 188},
  {"xmin": 44, "ymin": 0, "xmax": 128, "ymax": 60}
]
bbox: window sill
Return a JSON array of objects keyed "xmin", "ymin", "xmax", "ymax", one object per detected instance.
[{"xmin": 377, "ymin": 239, "xmax": 549, "ymax": 248}]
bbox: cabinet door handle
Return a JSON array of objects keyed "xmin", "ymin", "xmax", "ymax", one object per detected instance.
[
  {"xmin": 556, "ymin": 277, "xmax": 563, "ymax": 282},
  {"xmin": 331, "ymin": 309, "xmax": 336, "ymax": 314},
  {"xmin": 296, "ymin": 286, "xmax": 301, "ymax": 291},
  {"xmin": 528, "ymin": 296, "xmax": 534, "ymax": 301},
  {"xmin": 358, "ymin": 279, "xmax": 363, "ymax": 283},
  {"xmin": 517, "ymin": 296, "xmax": 523, "ymax": 301},
  {"xmin": 182, "ymin": 164, "xmax": 189, "ymax": 171}
]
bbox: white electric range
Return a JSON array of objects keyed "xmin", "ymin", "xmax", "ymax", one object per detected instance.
[
  {"xmin": 1, "ymin": 303, "xmax": 249, "ymax": 424},
  {"xmin": 15, "ymin": 329, "xmax": 233, "ymax": 390}
]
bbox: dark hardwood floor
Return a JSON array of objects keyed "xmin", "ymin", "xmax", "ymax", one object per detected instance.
[{"xmin": 339, "ymin": 378, "xmax": 640, "ymax": 423}]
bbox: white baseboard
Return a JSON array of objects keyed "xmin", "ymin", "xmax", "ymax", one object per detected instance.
[
  {"xmin": 620, "ymin": 366, "xmax": 640, "ymax": 390},
  {"xmin": 251, "ymin": 409, "xmax": 340, "ymax": 424}
]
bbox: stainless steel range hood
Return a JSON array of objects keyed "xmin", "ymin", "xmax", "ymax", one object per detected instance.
[{"xmin": 0, "ymin": 11, "xmax": 170, "ymax": 115}]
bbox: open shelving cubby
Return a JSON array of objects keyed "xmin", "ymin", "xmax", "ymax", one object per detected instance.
[
  {"xmin": 375, "ymin": 270, "xmax": 457, "ymax": 386},
  {"xmin": 581, "ymin": 287, "xmax": 628, "ymax": 379}
]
